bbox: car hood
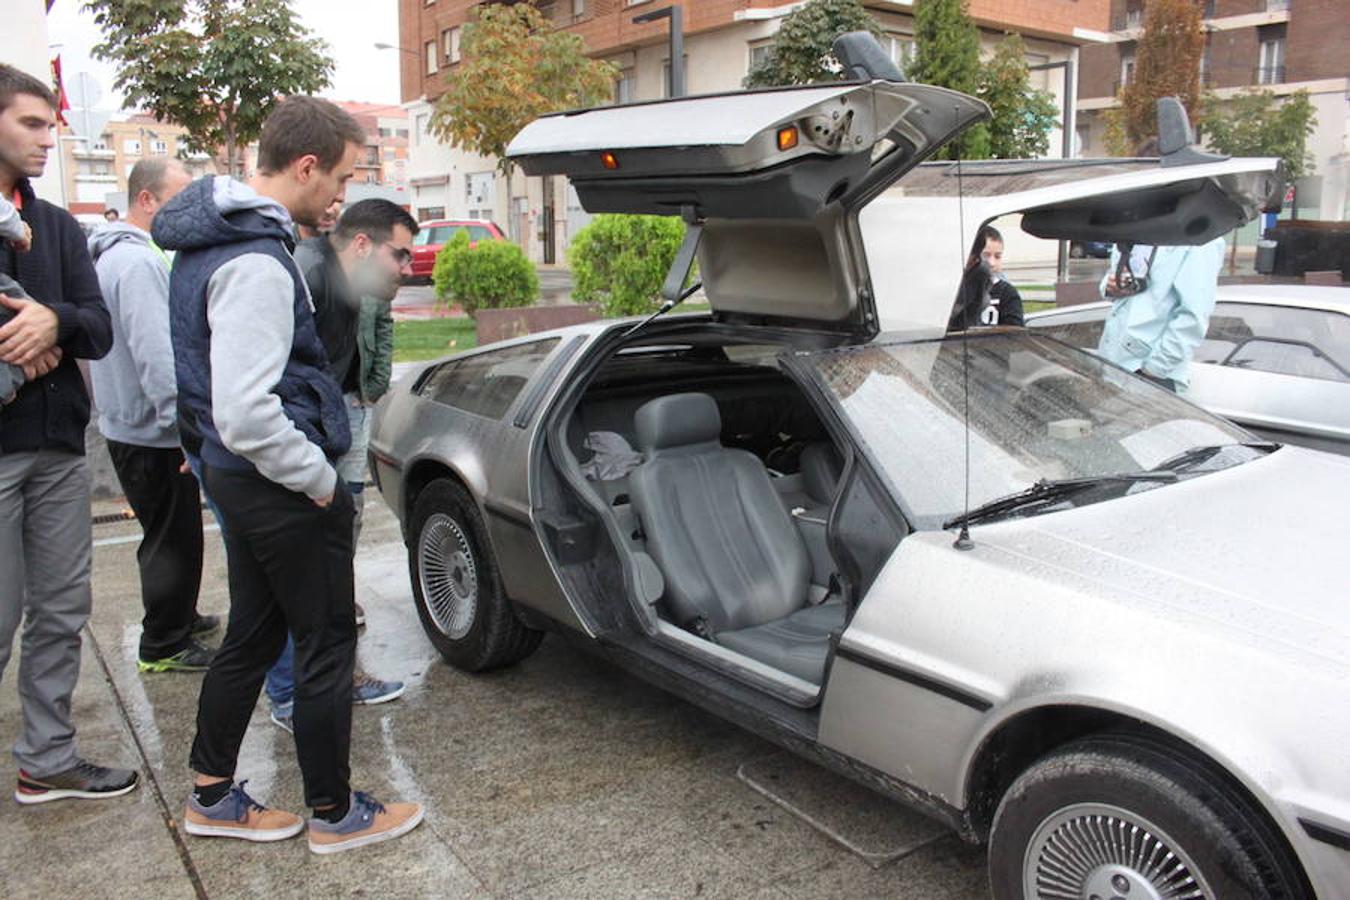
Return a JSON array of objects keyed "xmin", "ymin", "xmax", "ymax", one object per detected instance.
[{"xmin": 976, "ymin": 446, "xmax": 1350, "ymax": 671}]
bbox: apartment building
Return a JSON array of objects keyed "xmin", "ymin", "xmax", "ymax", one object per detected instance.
[
  {"xmin": 61, "ymin": 115, "xmax": 216, "ymax": 218},
  {"xmin": 397, "ymin": 0, "xmax": 1111, "ymax": 263},
  {"xmin": 1077, "ymin": 0, "xmax": 1348, "ymax": 219}
]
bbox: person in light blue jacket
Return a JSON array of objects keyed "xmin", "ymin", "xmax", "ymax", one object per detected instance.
[{"xmin": 1095, "ymin": 236, "xmax": 1226, "ymax": 392}]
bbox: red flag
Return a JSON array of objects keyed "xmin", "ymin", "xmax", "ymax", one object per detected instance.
[{"xmin": 51, "ymin": 55, "xmax": 71, "ymax": 127}]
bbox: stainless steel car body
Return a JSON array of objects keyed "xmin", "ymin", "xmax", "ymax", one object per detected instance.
[
  {"xmin": 1028, "ymin": 285, "xmax": 1350, "ymax": 454},
  {"xmin": 819, "ymin": 445, "xmax": 1350, "ymax": 897},
  {"xmin": 373, "ymin": 68, "xmax": 1347, "ymax": 897}
]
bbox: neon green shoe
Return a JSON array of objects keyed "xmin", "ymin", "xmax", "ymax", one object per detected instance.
[{"xmin": 137, "ymin": 640, "xmax": 215, "ymax": 673}]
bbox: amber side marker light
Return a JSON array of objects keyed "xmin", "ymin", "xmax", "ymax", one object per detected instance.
[
  {"xmin": 777, "ymin": 126, "xmax": 799, "ymax": 152},
  {"xmin": 600, "ymin": 151, "xmax": 619, "ymax": 170}
]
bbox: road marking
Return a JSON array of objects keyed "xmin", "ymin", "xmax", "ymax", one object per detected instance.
[{"xmin": 94, "ymin": 522, "xmax": 221, "ymax": 548}]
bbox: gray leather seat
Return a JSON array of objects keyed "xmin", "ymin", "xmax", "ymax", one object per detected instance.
[{"xmin": 628, "ymin": 393, "xmax": 845, "ymax": 684}]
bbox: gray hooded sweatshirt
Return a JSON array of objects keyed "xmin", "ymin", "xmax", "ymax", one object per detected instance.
[{"xmin": 88, "ymin": 221, "xmax": 178, "ymax": 447}]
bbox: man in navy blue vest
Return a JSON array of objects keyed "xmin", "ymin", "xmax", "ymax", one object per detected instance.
[{"xmin": 154, "ymin": 96, "xmax": 422, "ymax": 853}]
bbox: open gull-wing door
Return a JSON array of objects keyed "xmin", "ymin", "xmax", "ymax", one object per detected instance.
[{"xmin": 506, "ymin": 47, "xmax": 989, "ymax": 338}]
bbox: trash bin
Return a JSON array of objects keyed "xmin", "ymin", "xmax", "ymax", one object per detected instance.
[{"xmin": 1255, "ymin": 239, "xmax": 1278, "ymax": 274}]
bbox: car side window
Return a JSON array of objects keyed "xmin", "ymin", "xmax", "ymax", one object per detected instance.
[
  {"xmin": 1202, "ymin": 303, "xmax": 1350, "ymax": 382},
  {"xmin": 468, "ymin": 225, "xmax": 494, "ymax": 241},
  {"xmin": 420, "ymin": 338, "xmax": 562, "ymax": 419}
]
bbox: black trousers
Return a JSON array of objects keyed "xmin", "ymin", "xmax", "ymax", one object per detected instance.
[
  {"xmin": 190, "ymin": 465, "xmax": 357, "ymax": 809},
  {"xmin": 106, "ymin": 440, "xmax": 204, "ymax": 660}
]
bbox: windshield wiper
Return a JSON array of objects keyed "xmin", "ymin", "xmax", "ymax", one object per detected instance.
[
  {"xmin": 1149, "ymin": 441, "xmax": 1280, "ymax": 474},
  {"xmin": 943, "ymin": 471, "xmax": 1178, "ymax": 531}
]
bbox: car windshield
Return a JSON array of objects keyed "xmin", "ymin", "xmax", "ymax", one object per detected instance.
[{"xmin": 804, "ymin": 332, "xmax": 1256, "ymax": 529}]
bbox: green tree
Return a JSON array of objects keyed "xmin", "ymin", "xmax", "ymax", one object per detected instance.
[
  {"xmin": 86, "ymin": 0, "xmax": 332, "ymax": 176},
  {"xmin": 909, "ymin": 0, "xmax": 990, "ymax": 159},
  {"xmin": 743, "ymin": 0, "xmax": 881, "ymax": 88},
  {"xmin": 1108, "ymin": 0, "xmax": 1204, "ymax": 153},
  {"xmin": 568, "ymin": 215, "xmax": 688, "ymax": 318},
  {"xmin": 430, "ymin": 4, "xmax": 616, "ymax": 176},
  {"xmin": 978, "ymin": 34, "xmax": 1059, "ymax": 159},
  {"xmin": 1203, "ymin": 89, "xmax": 1317, "ymax": 179}
]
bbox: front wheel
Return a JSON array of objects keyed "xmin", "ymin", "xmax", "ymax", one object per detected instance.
[
  {"xmin": 407, "ymin": 478, "xmax": 543, "ymax": 672},
  {"xmin": 989, "ymin": 733, "xmax": 1309, "ymax": 900}
]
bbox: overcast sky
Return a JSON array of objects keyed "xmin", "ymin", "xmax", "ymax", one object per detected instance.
[{"xmin": 45, "ymin": 0, "xmax": 403, "ymax": 115}]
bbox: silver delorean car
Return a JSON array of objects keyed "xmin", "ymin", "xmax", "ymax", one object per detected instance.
[{"xmin": 369, "ymin": 36, "xmax": 1348, "ymax": 900}]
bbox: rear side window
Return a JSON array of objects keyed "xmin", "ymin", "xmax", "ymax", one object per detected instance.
[
  {"xmin": 1199, "ymin": 303, "xmax": 1350, "ymax": 382},
  {"xmin": 419, "ymin": 338, "xmax": 561, "ymax": 419}
]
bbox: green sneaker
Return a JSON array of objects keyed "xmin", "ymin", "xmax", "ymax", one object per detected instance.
[{"xmin": 137, "ymin": 640, "xmax": 215, "ymax": 673}]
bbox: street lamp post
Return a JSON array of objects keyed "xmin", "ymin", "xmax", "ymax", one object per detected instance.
[{"xmin": 633, "ymin": 5, "xmax": 685, "ymax": 98}]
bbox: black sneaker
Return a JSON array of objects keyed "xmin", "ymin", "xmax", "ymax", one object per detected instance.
[
  {"xmin": 138, "ymin": 639, "xmax": 215, "ymax": 673},
  {"xmin": 190, "ymin": 613, "xmax": 221, "ymax": 637},
  {"xmin": 16, "ymin": 759, "xmax": 140, "ymax": 805}
]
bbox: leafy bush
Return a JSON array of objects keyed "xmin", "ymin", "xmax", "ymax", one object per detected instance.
[
  {"xmin": 568, "ymin": 214, "xmax": 689, "ymax": 318},
  {"xmin": 433, "ymin": 229, "xmax": 538, "ymax": 316}
]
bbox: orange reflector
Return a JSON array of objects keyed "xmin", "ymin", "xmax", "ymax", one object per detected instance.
[
  {"xmin": 777, "ymin": 126, "xmax": 799, "ymax": 152},
  {"xmin": 600, "ymin": 151, "xmax": 619, "ymax": 170}
]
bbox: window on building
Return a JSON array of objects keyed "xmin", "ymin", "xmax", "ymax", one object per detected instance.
[
  {"xmin": 91, "ymin": 137, "xmax": 109, "ymax": 151},
  {"xmin": 613, "ymin": 68, "xmax": 635, "ymax": 104},
  {"xmin": 1120, "ymin": 46, "xmax": 1136, "ymax": 89},
  {"xmin": 537, "ymin": 1, "xmax": 556, "ymax": 22},
  {"xmin": 123, "ymin": 138, "xmax": 141, "ymax": 155},
  {"xmin": 417, "ymin": 206, "xmax": 446, "ymax": 221},
  {"xmin": 747, "ymin": 41, "xmax": 773, "ymax": 73},
  {"xmin": 1124, "ymin": 1, "xmax": 1143, "ymax": 29},
  {"xmin": 882, "ymin": 33, "xmax": 916, "ymax": 72},
  {"xmin": 414, "ymin": 113, "xmax": 429, "ymax": 147},
  {"xmin": 1258, "ymin": 25, "xmax": 1286, "ymax": 84},
  {"xmin": 626, "ymin": 0, "xmax": 652, "ymax": 6},
  {"xmin": 151, "ymin": 140, "xmax": 168, "ymax": 156},
  {"xmin": 425, "ymin": 41, "xmax": 438, "ymax": 75},
  {"xmin": 447, "ymin": 26, "xmax": 461, "ymax": 64},
  {"xmin": 572, "ymin": 0, "xmax": 587, "ymax": 18},
  {"xmin": 1265, "ymin": 0, "xmax": 1290, "ymax": 11}
]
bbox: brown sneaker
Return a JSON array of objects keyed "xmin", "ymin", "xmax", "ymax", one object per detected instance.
[
  {"xmin": 183, "ymin": 781, "xmax": 304, "ymax": 842},
  {"xmin": 307, "ymin": 791, "xmax": 424, "ymax": 854}
]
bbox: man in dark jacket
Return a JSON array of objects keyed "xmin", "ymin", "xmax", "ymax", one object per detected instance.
[
  {"xmin": 264, "ymin": 199, "xmax": 417, "ymax": 728},
  {"xmin": 0, "ymin": 64, "xmax": 137, "ymax": 804},
  {"xmin": 155, "ymin": 96, "xmax": 422, "ymax": 853}
]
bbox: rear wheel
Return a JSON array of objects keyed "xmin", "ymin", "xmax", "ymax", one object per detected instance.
[
  {"xmin": 408, "ymin": 479, "xmax": 543, "ymax": 671},
  {"xmin": 989, "ymin": 733, "xmax": 1309, "ymax": 900}
]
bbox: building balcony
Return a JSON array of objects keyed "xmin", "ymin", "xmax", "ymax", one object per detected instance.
[{"xmin": 71, "ymin": 145, "xmax": 116, "ymax": 160}]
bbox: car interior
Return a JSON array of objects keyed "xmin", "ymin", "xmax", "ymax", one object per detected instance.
[{"xmin": 547, "ymin": 333, "xmax": 868, "ymax": 698}]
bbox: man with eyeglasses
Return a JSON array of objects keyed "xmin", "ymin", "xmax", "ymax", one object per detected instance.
[{"xmin": 263, "ymin": 198, "xmax": 417, "ymax": 729}]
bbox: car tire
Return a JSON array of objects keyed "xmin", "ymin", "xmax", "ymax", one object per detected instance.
[
  {"xmin": 988, "ymin": 732, "xmax": 1309, "ymax": 900},
  {"xmin": 1069, "ymin": 242, "xmax": 1086, "ymax": 259},
  {"xmin": 407, "ymin": 478, "xmax": 543, "ymax": 672}
]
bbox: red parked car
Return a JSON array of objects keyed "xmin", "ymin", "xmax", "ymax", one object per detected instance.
[{"xmin": 408, "ymin": 219, "xmax": 506, "ymax": 282}]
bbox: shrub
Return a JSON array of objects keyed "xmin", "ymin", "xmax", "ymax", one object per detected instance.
[
  {"xmin": 432, "ymin": 229, "xmax": 538, "ymax": 316},
  {"xmin": 568, "ymin": 214, "xmax": 689, "ymax": 318}
]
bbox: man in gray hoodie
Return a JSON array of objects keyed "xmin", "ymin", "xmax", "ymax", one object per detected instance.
[{"xmin": 88, "ymin": 158, "xmax": 216, "ymax": 673}]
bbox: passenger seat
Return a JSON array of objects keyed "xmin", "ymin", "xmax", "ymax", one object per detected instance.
[{"xmin": 627, "ymin": 393, "xmax": 845, "ymax": 684}]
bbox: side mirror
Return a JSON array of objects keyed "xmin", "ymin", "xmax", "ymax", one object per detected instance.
[
  {"xmin": 833, "ymin": 32, "xmax": 906, "ymax": 83},
  {"xmin": 1156, "ymin": 97, "xmax": 1227, "ymax": 167}
]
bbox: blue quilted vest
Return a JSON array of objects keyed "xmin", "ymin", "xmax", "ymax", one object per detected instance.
[{"xmin": 155, "ymin": 177, "xmax": 350, "ymax": 473}]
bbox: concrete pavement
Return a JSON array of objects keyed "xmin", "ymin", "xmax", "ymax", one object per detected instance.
[{"xmin": 0, "ymin": 497, "xmax": 990, "ymax": 899}]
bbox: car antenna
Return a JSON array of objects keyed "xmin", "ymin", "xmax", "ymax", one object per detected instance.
[{"xmin": 953, "ymin": 144, "xmax": 974, "ymax": 552}]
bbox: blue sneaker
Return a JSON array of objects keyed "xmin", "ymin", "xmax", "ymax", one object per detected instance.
[
  {"xmin": 352, "ymin": 673, "xmax": 404, "ymax": 706},
  {"xmin": 183, "ymin": 781, "xmax": 304, "ymax": 842},
  {"xmin": 308, "ymin": 791, "xmax": 424, "ymax": 854}
]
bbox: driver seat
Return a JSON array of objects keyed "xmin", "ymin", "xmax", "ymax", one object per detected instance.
[{"xmin": 628, "ymin": 393, "xmax": 845, "ymax": 684}]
